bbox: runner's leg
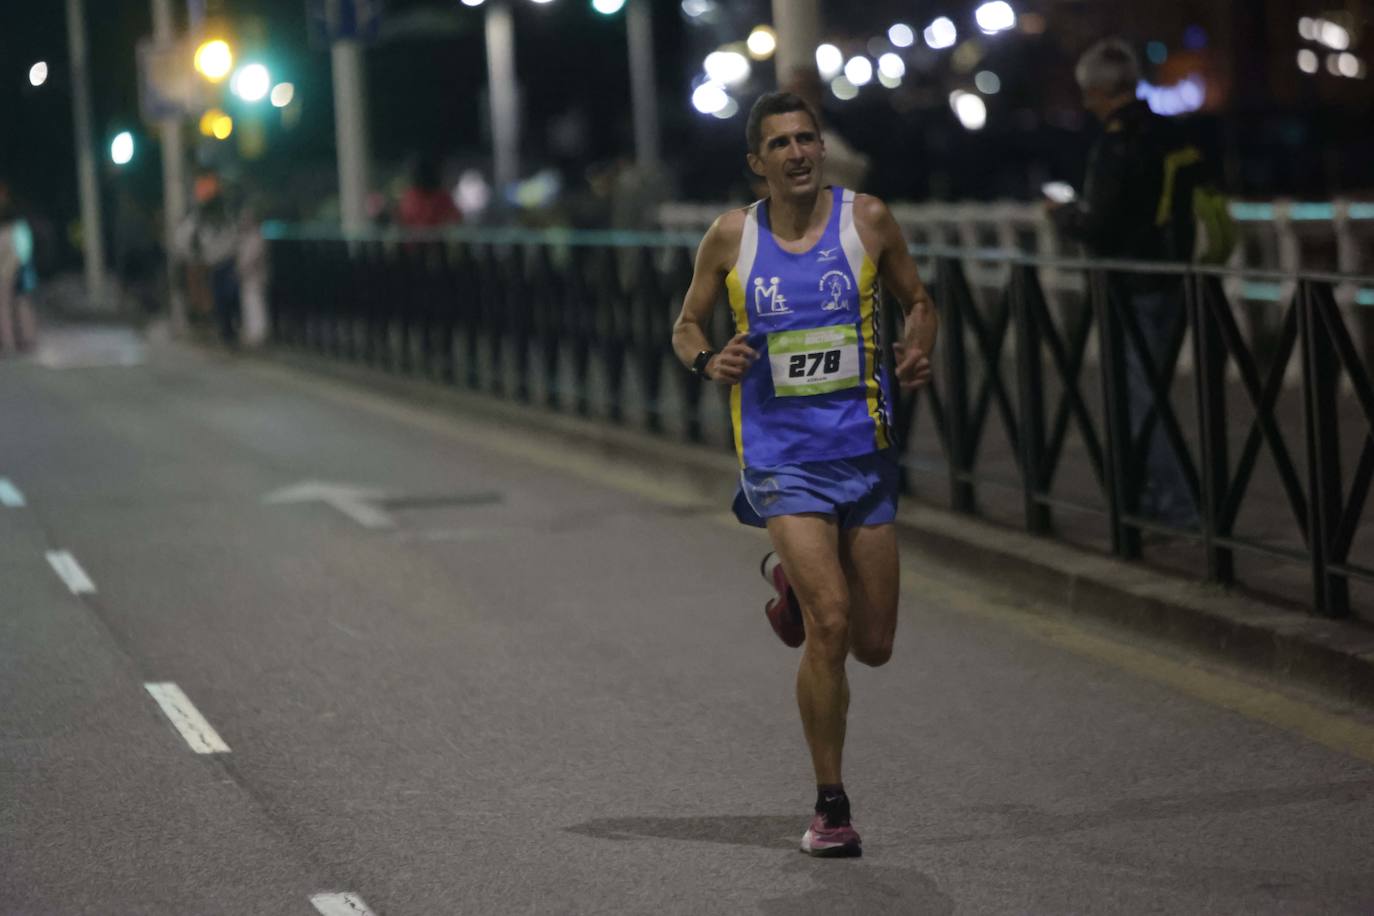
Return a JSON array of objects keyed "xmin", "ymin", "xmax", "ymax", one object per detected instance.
[
  {"xmin": 766, "ymin": 513, "xmax": 849, "ymax": 786},
  {"xmin": 841, "ymin": 523, "xmax": 900, "ymax": 667}
]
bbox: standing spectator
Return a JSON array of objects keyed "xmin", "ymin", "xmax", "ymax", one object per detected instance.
[
  {"xmin": 0, "ymin": 181, "xmax": 39, "ymax": 355},
  {"xmin": 177, "ymin": 169, "xmax": 241, "ymax": 346},
  {"xmin": 1049, "ymin": 39, "xmax": 1199, "ymax": 529},
  {"xmin": 397, "ymin": 156, "xmax": 462, "ymax": 230}
]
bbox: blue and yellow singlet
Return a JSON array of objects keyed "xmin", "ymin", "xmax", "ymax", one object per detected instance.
[{"xmin": 724, "ymin": 186, "xmax": 893, "ymax": 469}]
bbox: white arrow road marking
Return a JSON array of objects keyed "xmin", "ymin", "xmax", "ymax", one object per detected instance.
[
  {"xmin": 0, "ymin": 478, "xmax": 25, "ymax": 507},
  {"xmin": 144, "ymin": 683, "xmax": 230, "ymax": 754},
  {"xmin": 45, "ymin": 550, "xmax": 95, "ymax": 594},
  {"xmin": 263, "ymin": 480, "xmax": 394, "ymax": 530},
  {"xmin": 310, "ymin": 892, "xmax": 378, "ymax": 916}
]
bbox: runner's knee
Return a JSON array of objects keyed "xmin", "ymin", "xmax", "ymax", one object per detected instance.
[{"xmin": 851, "ymin": 640, "xmax": 892, "ymax": 667}]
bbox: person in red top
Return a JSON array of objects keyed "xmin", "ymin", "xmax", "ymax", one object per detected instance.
[{"xmin": 397, "ymin": 156, "xmax": 462, "ymax": 229}]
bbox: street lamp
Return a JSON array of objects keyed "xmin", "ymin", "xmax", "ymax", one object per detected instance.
[
  {"xmin": 194, "ymin": 39, "xmax": 234, "ymax": 82},
  {"xmin": 28, "ymin": 62, "xmax": 49, "ymax": 87},
  {"xmin": 111, "ymin": 131, "xmax": 135, "ymax": 166}
]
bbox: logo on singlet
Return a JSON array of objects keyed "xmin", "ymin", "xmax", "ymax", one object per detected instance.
[
  {"xmin": 753, "ymin": 276, "xmax": 791, "ymax": 315},
  {"xmin": 819, "ymin": 270, "xmax": 853, "ymax": 311},
  {"xmin": 816, "ymin": 246, "xmax": 840, "ymax": 263}
]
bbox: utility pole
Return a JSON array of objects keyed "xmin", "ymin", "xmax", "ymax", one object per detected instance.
[
  {"xmin": 770, "ymin": 0, "xmax": 821, "ymax": 90},
  {"xmin": 485, "ymin": 0, "xmax": 519, "ymax": 212},
  {"xmin": 151, "ymin": 0, "xmax": 188, "ymax": 333},
  {"xmin": 332, "ymin": 39, "xmax": 371, "ymax": 233},
  {"xmin": 625, "ymin": 0, "xmax": 659, "ymax": 174},
  {"xmin": 65, "ymin": 0, "xmax": 107, "ymax": 308}
]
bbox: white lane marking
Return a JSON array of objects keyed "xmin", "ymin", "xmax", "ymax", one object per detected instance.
[
  {"xmin": 264, "ymin": 480, "xmax": 394, "ymax": 530},
  {"xmin": 45, "ymin": 550, "xmax": 96, "ymax": 594},
  {"xmin": 310, "ymin": 892, "xmax": 378, "ymax": 916},
  {"xmin": 144, "ymin": 683, "xmax": 231, "ymax": 754},
  {"xmin": 0, "ymin": 478, "xmax": 25, "ymax": 507}
]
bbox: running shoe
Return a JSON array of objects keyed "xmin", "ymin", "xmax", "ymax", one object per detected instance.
[
  {"xmin": 760, "ymin": 552, "xmax": 805, "ymax": 648},
  {"xmin": 800, "ymin": 812, "xmax": 863, "ymax": 858}
]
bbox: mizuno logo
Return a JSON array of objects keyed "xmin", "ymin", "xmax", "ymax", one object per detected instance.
[{"xmin": 817, "ymin": 247, "xmax": 840, "ymax": 262}]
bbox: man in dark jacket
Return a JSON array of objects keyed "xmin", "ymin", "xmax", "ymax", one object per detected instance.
[{"xmin": 1051, "ymin": 38, "xmax": 1198, "ymax": 529}]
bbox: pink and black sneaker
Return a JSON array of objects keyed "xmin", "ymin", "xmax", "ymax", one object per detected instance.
[
  {"xmin": 800, "ymin": 812, "xmax": 863, "ymax": 858},
  {"xmin": 760, "ymin": 552, "xmax": 805, "ymax": 648}
]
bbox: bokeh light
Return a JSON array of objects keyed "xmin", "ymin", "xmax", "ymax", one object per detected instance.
[
  {"xmin": 950, "ymin": 91, "xmax": 987, "ymax": 130},
  {"xmin": 815, "ymin": 44, "xmax": 843, "ymax": 79},
  {"xmin": 230, "ymin": 63, "xmax": 271, "ymax": 102},
  {"xmin": 747, "ymin": 26, "xmax": 777, "ymax": 60},
  {"xmin": 691, "ymin": 81, "xmax": 729, "ymax": 115},
  {"xmin": 270, "ymin": 83, "xmax": 295, "ymax": 108},
  {"xmin": 703, "ymin": 50, "xmax": 750, "ymax": 86},
  {"xmin": 110, "ymin": 132, "xmax": 134, "ymax": 166},
  {"xmin": 193, "ymin": 39, "xmax": 233, "ymax": 82},
  {"xmin": 888, "ymin": 24, "xmax": 914, "ymax": 48},
  {"xmin": 844, "ymin": 56, "xmax": 873, "ymax": 87},
  {"xmin": 29, "ymin": 61, "xmax": 48, "ymax": 87},
  {"xmin": 924, "ymin": 17, "xmax": 957, "ymax": 50},
  {"xmin": 974, "ymin": 1, "xmax": 1016, "ymax": 35}
]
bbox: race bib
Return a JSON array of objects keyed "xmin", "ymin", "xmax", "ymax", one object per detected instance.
[{"xmin": 768, "ymin": 325, "xmax": 861, "ymax": 396}]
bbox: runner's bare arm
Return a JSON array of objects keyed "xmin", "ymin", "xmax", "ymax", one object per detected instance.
[
  {"xmin": 671, "ymin": 211, "xmax": 757, "ymax": 384},
  {"xmin": 854, "ymin": 194, "xmax": 938, "ymax": 391}
]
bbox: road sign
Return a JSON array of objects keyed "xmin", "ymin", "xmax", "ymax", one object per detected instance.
[
  {"xmin": 137, "ymin": 38, "xmax": 197, "ymax": 121},
  {"xmin": 307, "ymin": 0, "xmax": 383, "ymax": 45}
]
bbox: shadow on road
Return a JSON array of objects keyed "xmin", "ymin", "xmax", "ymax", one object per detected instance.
[{"xmin": 565, "ymin": 815, "xmax": 955, "ymax": 914}]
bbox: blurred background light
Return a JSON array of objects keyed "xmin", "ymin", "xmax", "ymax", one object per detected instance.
[
  {"xmin": 1326, "ymin": 53, "xmax": 1342, "ymax": 75},
  {"xmin": 1337, "ymin": 52, "xmax": 1363, "ymax": 78},
  {"xmin": 975, "ymin": 70, "xmax": 1001, "ymax": 94},
  {"xmin": 747, "ymin": 26, "xmax": 777, "ymax": 60},
  {"xmin": 1297, "ymin": 49, "xmax": 1319, "ymax": 74},
  {"xmin": 455, "ymin": 169, "xmax": 490, "ymax": 216},
  {"xmin": 703, "ymin": 50, "xmax": 750, "ymax": 86},
  {"xmin": 877, "ymin": 53, "xmax": 906, "ymax": 80},
  {"xmin": 193, "ymin": 39, "xmax": 233, "ymax": 82},
  {"xmin": 815, "ymin": 43, "xmax": 843, "ymax": 79},
  {"xmin": 1182, "ymin": 25, "xmax": 1207, "ymax": 50},
  {"xmin": 924, "ymin": 17, "xmax": 957, "ymax": 50},
  {"xmin": 28, "ymin": 61, "xmax": 48, "ymax": 87},
  {"xmin": 712, "ymin": 96, "xmax": 739, "ymax": 119},
  {"xmin": 888, "ymin": 24, "xmax": 914, "ymax": 48},
  {"xmin": 949, "ymin": 90, "xmax": 987, "ymax": 130},
  {"xmin": 830, "ymin": 76, "xmax": 858, "ymax": 101},
  {"xmin": 530, "ymin": 0, "xmax": 556, "ymax": 5},
  {"xmin": 878, "ymin": 70, "xmax": 902, "ymax": 89},
  {"xmin": 230, "ymin": 63, "xmax": 271, "ymax": 102},
  {"xmin": 110, "ymin": 131, "xmax": 134, "ymax": 166},
  {"xmin": 460, "ymin": 0, "xmax": 485, "ymax": 6},
  {"xmin": 211, "ymin": 114, "xmax": 233, "ymax": 140},
  {"xmin": 844, "ymin": 56, "xmax": 873, "ymax": 86},
  {"xmin": 681, "ymin": 0, "xmax": 714, "ymax": 18},
  {"xmin": 1318, "ymin": 20, "xmax": 1350, "ymax": 50},
  {"xmin": 1298, "ymin": 17, "xmax": 1317, "ymax": 40},
  {"xmin": 1137, "ymin": 75, "xmax": 1205, "ymax": 115},
  {"xmin": 591, "ymin": 0, "xmax": 625, "ymax": 13},
  {"xmin": 270, "ymin": 82, "xmax": 295, "ymax": 108},
  {"xmin": 1147, "ymin": 41, "xmax": 1168, "ymax": 64},
  {"xmin": 691, "ymin": 80, "xmax": 729, "ymax": 115},
  {"xmin": 974, "ymin": 1, "xmax": 1016, "ymax": 35}
]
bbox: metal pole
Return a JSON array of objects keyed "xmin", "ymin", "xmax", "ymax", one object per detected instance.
[
  {"xmin": 65, "ymin": 0, "xmax": 106, "ymax": 308},
  {"xmin": 625, "ymin": 0, "xmax": 659, "ymax": 173},
  {"xmin": 485, "ymin": 0, "xmax": 519, "ymax": 210},
  {"xmin": 770, "ymin": 0, "xmax": 821, "ymax": 89},
  {"xmin": 331, "ymin": 39, "xmax": 371, "ymax": 233},
  {"xmin": 151, "ymin": 0, "xmax": 188, "ymax": 333}
]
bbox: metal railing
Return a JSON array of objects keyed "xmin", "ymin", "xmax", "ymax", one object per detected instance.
[{"xmin": 262, "ymin": 224, "xmax": 1373, "ymax": 619}]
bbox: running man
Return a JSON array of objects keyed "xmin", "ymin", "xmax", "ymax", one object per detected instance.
[{"xmin": 671, "ymin": 92, "xmax": 938, "ymax": 857}]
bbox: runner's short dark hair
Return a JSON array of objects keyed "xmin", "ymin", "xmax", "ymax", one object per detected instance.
[{"xmin": 746, "ymin": 92, "xmax": 821, "ymax": 154}]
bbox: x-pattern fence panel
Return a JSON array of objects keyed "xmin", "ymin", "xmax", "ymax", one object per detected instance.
[{"xmin": 265, "ymin": 232, "xmax": 1372, "ymax": 618}]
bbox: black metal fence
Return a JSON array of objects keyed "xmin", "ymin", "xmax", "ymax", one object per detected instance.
[{"xmin": 263, "ymin": 225, "xmax": 1373, "ymax": 620}]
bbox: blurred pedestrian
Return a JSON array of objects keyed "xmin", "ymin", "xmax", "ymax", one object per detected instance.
[
  {"xmin": 397, "ymin": 156, "xmax": 462, "ymax": 230},
  {"xmin": 671, "ymin": 92, "xmax": 938, "ymax": 858},
  {"xmin": 1049, "ymin": 38, "xmax": 1199, "ymax": 528},
  {"xmin": 0, "ymin": 181, "xmax": 40, "ymax": 355},
  {"xmin": 177, "ymin": 169, "xmax": 241, "ymax": 346}
]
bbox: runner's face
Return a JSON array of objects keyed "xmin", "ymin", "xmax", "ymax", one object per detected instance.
[{"xmin": 749, "ymin": 111, "xmax": 824, "ymax": 197}]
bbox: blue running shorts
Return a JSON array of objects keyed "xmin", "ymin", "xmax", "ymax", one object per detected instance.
[{"xmin": 732, "ymin": 450, "xmax": 899, "ymax": 529}]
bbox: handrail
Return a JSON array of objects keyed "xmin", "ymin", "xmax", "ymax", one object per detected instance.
[{"xmin": 259, "ymin": 222, "xmax": 1374, "ymax": 289}]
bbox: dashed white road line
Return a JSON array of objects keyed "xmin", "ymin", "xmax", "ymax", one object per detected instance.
[
  {"xmin": 310, "ymin": 892, "xmax": 378, "ymax": 916},
  {"xmin": 144, "ymin": 683, "xmax": 231, "ymax": 754},
  {"xmin": 0, "ymin": 478, "xmax": 25, "ymax": 507},
  {"xmin": 45, "ymin": 550, "xmax": 96, "ymax": 594}
]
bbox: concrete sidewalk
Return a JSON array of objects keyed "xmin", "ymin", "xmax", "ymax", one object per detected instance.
[{"xmin": 247, "ymin": 344, "xmax": 1374, "ymax": 710}]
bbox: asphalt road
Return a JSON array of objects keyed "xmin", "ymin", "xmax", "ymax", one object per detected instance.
[{"xmin": 3, "ymin": 330, "xmax": 1374, "ymax": 915}]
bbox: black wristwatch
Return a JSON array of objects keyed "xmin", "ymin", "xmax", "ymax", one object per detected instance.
[{"xmin": 691, "ymin": 349, "xmax": 715, "ymax": 379}]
